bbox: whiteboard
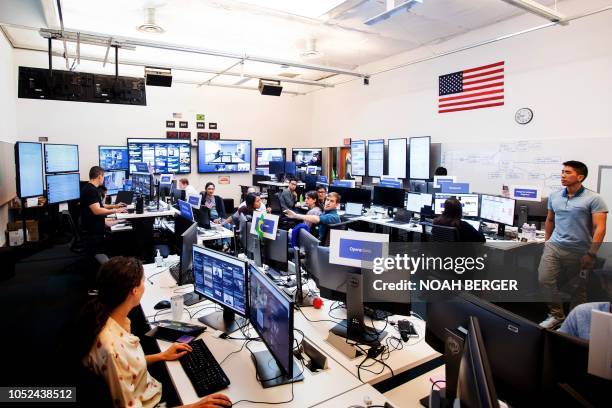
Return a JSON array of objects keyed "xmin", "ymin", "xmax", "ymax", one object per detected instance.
[
  {"xmin": 440, "ymin": 138, "xmax": 612, "ymax": 197},
  {"xmin": 0, "ymin": 141, "xmax": 16, "ymax": 206}
]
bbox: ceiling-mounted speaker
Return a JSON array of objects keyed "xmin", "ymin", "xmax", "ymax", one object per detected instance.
[
  {"xmin": 258, "ymin": 79, "xmax": 282, "ymax": 96},
  {"xmin": 145, "ymin": 67, "xmax": 172, "ymax": 87}
]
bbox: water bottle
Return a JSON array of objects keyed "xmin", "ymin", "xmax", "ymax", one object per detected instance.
[
  {"xmin": 155, "ymin": 249, "xmax": 163, "ymax": 267},
  {"xmin": 530, "ymin": 224, "xmax": 537, "ymax": 241},
  {"xmin": 521, "ymin": 223, "xmax": 529, "ymax": 240}
]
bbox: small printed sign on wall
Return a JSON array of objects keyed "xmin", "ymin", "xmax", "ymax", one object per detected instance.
[
  {"xmin": 208, "ymin": 122, "xmax": 218, "ymax": 129},
  {"xmin": 196, "ymin": 122, "xmax": 205, "ymax": 129},
  {"xmin": 179, "ymin": 121, "xmax": 189, "ymax": 128},
  {"xmin": 218, "ymin": 176, "xmax": 230, "ymax": 185},
  {"xmin": 209, "ymin": 132, "xmax": 220, "ymax": 140},
  {"xmin": 196, "ymin": 114, "xmax": 205, "ymax": 121},
  {"xmin": 166, "ymin": 121, "xmax": 175, "ymax": 128},
  {"xmin": 166, "ymin": 131, "xmax": 178, "ymax": 139},
  {"xmin": 172, "ymin": 113, "xmax": 183, "ymax": 119},
  {"xmin": 197, "ymin": 132, "xmax": 209, "ymax": 140},
  {"xmin": 178, "ymin": 132, "xmax": 191, "ymax": 139}
]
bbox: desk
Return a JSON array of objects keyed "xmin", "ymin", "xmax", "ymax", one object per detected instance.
[
  {"xmin": 258, "ymin": 181, "xmax": 306, "ymax": 188},
  {"xmin": 296, "ymin": 301, "xmax": 440, "ymax": 385},
  {"xmin": 115, "ymin": 208, "xmax": 178, "ymax": 220},
  {"xmin": 313, "ymin": 383, "xmax": 396, "ymax": 407},
  {"xmin": 141, "ymin": 265, "xmax": 363, "ymax": 407},
  {"xmin": 383, "ymin": 365, "xmax": 445, "ymax": 408}
]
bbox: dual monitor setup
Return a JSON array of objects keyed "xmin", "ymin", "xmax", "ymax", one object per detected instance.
[
  {"xmin": 254, "ymin": 147, "xmax": 322, "ymax": 178},
  {"xmin": 169, "ymin": 215, "xmax": 301, "ymax": 388}
]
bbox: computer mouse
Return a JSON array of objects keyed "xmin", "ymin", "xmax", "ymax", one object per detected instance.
[{"xmin": 154, "ymin": 300, "xmax": 171, "ymax": 310}]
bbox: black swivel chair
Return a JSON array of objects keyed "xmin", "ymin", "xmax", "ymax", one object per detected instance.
[
  {"xmin": 321, "ymin": 219, "xmax": 354, "ymax": 247},
  {"xmin": 431, "ymin": 224, "xmax": 458, "ymax": 242}
]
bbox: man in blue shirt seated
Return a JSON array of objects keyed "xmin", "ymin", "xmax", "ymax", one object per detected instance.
[
  {"xmin": 559, "ymin": 301, "xmax": 611, "ymax": 340},
  {"xmin": 538, "ymin": 160, "xmax": 608, "ymax": 329},
  {"xmin": 284, "ymin": 192, "xmax": 341, "ymax": 241}
]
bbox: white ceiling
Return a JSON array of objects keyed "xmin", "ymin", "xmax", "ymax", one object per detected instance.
[{"xmin": 0, "ymin": 0, "xmax": 596, "ymax": 94}]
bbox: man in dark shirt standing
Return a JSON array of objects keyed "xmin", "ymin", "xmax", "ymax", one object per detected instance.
[{"xmin": 81, "ymin": 166, "xmax": 126, "ymax": 256}]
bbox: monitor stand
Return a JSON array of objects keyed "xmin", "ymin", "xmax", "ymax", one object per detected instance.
[
  {"xmin": 329, "ymin": 271, "xmax": 387, "ymax": 346},
  {"xmin": 198, "ymin": 307, "xmax": 246, "ymax": 334},
  {"xmin": 251, "ymin": 351, "xmax": 304, "ymax": 388}
]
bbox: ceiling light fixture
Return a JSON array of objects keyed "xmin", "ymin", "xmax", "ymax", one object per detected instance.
[
  {"xmin": 501, "ymin": 0, "xmax": 567, "ymax": 24},
  {"xmin": 300, "ymin": 38, "xmax": 323, "ymax": 60},
  {"xmin": 364, "ymin": 0, "xmax": 422, "ymax": 26},
  {"xmin": 137, "ymin": 8, "xmax": 165, "ymax": 34}
]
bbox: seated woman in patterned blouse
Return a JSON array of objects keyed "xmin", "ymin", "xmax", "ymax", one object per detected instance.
[{"xmin": 78, "ymin": 256, "xmax": 231, "ymax": 408}]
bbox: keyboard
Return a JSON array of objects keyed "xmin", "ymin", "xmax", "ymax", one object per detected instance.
[{"xmin": 179, "ymin": 339, "xmax": 230, "ymax": 397}]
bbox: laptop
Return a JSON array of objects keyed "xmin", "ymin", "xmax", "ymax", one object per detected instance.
[
  {"xmin": 343, "ymin": 202, "xmax": 363, "ymax": 219},
  {"xmin": 387, "ymin": 208, "xmax": 411, "ymax": 225}
]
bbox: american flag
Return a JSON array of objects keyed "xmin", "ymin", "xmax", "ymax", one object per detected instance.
[{"xmin": 438, "ymin": 61, "xmax": 504, "ymax": 114}]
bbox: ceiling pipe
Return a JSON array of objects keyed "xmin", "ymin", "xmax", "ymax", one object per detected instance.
[{"xmin": 38, "ymin": 27, "xmax": 366, "ymax": 78}]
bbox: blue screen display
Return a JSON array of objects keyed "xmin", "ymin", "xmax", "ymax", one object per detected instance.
[
  {"xmin": 99, "ymin": 146, "xmax": 129, "ymax": 170},
  {"xmin": 103, "ymin": 170, "xmax": 126, "ymax": 195},
  {"xmin": 46, "ymin": 173, "xmax": 80, "ymax": 204},
  {"xmin": 178, "ymin": 199, "xmax": 193, "ymax": 221},
  {"xmin": 17, "ymin": 142, "xmax": 44, "ymax": 198},
  {"xmin": 193, "ymin": 246, "xmax": 246, "ymax": 315},
  {"xmin": 128, "ymin": 139, "xmax": 191, "ymax": 174},
  {"xmin": 44, "ymin": 144, "xmax": 79, "ymax": 173},
  {"xmin": 198, "ymin": 140, "xmax": 251, "ymax": 173}
]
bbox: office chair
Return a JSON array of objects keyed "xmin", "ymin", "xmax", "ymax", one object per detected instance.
[
  {"xmin": 268, "ymin": 192, "xmax": 283, "ymax": 214},
  {"xmin": 222, "ymin": 198, "xmax": 235, "ymax": 214},
  {"xmin": 64, "ymin": 211, "xmax": 85, "ymax": 254},
  {"xmin": 321, "ymin": 219, "xmax": 353, "ymax": 247},
  {"xmin": 431, "ymin": 224, "xmax": 458, "ymax": 242}
]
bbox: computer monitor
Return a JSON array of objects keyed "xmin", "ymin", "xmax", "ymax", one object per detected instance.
[
  {"xmin": 15, "ymin": 142, "xmax": 44, "ymax": 199},
  {"xmin": 128, "ymin": 138, "xmax": 191, "ymax": 174},
  {"xmin": 159, "ymin": 174, "xmax": 173, "ymax": 185},
  {"xmin": 372, "ymin": 186, "xmax": 405, "ymax": 208},
  {"xmin": 409, "ymin": 179, "xmax": 427, "ymax": 193},
  {"xmin": 284, "ymin": 161, "xmax": 296, "ymax": 176},
  {"xmin": 262, "ymin": 229, "xmax": 289, "ymax": 275},
  {"xmin": 103, "ymin": 170, "xmax": 126, "ymax": 195},
  {"xmin": 192, "ymin": 245, "xmax": 248, "ymax": 334},
  {"xmin": 480, "ymin": 195, "xmax": 516, "ymax": 234},
  {"xmin": 248, "ymin": 264, "xmax": 303, "ymax": 388},
  {"xmin": 292, "ymin": 148, "xmax": 322, "ymax": 171},
  {"xmin": 344, "ymin": 202, "xmax": 363, "ymax": 216},
  {"xmin": 170, "ymin": 220, "xmax": 197, "ymax": 285},
  {"xmin": 255, "ymin": 148, "xmax": 286, "ymax": 167},
  {"xmin": 387, "ymin": 138, "xmax": 407, "ymax": 178},
  {"xmin": 367, "ymin": 139, "xmax": 385, "ymax": 177},
  {"xmin": 425, "ymin": 293, "xmax": 544, "ymax": 405},
  {"xmin": 407, "ymin": 192, "xmax": 424, "ymax": 213},
  {"xmin": 193, "ymin": 206, "xmax": 211, "ymax": 229},
  {"xmin": 131, "ymin": 172, "xmax": 153, "ymax": 200},
  {"xmin": 44, "ymin": 144, "xmax": 79, "ymax": 173},
  {"xmin": 454, "ymin": 317, "xmax": 500, "ymax": 408},
  {"xmin": 177, "ymin": 199, "xmax": 194, "ymax": 222},
  {"xmin": 197, "ymin": 139, "xmax": 252, "ymax": 173},
  {"xmin": 269, "ymin": 160, "xmax": 285, "ymax": 176},
  {"xmin": 99, "ymin": 145, "xmax": 128, "ymax": 170},
  {"xmin": 434, "ymin": 193, "xmax": 480, "ymax": 217},
  {"xmin": 45, "ymin": 173, "xmax": 81, "ymax": 205},
  {"xmin": 350, "ymin": 139, "xmax": 366, "ymax": 177},
  {"xmin": 328, "ymin": 186, "xmax": 371, "ymax": 207},
  {"xmin": 409, "ymin": 136, "xmax": 430, "ymax": 180}
]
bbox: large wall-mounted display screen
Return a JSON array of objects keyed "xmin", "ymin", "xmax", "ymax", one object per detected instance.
[
  {"xmin": 198, "ymin": 140, "xmax": 252, "ymax": 173},
  {"xmin": 128, "ymin": 138, "xmax": 191, "ymax": 174}
]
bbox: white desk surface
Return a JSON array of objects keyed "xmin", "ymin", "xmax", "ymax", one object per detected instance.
[
  {"xmin": 141, "ymin": 263, "xmax": 363, "ymax": 407},
  {"xmin": 296, "ymin": 301, "xmax": 440, "ymax": 385},
  {"xmin": 115, "ymin": 207, "xmax": 178, "ymax": 220},
  {"xmin": 312, "ymin": 383, "xmax": 395, "ymax": 407},
  {"xmin": 197, "ymin": 225, "xmax": 234, "ymax": 243},
  {"xmin": 383, "ymin": 365, "xmax": 445, "ymax": 408}
]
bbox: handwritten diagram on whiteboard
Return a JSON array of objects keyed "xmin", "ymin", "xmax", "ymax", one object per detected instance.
[{"xmin": 440, "ymin": 138, "xmax": 612, "ymax": 197}]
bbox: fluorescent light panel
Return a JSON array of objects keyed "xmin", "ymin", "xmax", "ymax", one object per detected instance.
[
  {"xmin": 501, "ymin": 0, "xmax": 566, "ymax": 23},
  {"xmin": 238, "ymin": 0, "xmax": 347, "ymax": 19}
]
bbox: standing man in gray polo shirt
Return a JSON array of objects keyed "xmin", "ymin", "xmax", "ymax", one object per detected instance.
[{"xmin": 538, "ymin": 160, "xmax": 608, "ymax": 328}]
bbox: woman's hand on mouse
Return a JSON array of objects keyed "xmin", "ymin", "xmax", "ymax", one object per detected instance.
[
  {"xmin": 186, "ymin": 393, "xmax": 232, "ymax": 407},
  {"xmin": 161, "ymin": 342, "xmax": 193, "ymax": 361}
]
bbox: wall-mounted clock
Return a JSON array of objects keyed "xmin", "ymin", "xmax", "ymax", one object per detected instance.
[{"xmin": 515, "ymin": 108, "xmax": 533, "ymax": 125}]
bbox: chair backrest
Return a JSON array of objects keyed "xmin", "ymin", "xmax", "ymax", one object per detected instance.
[
  {"xmin": 431, "ymin": 224, "xmax": 458, "ymax": 242},
  {"xmin": 321, "ymin": 220, "xmax": 352, "ymax": 247},
  {"xmin": 223, "ymin": 198, "xmax": 235, "ymax": 214},
  {"xmin": 268, "ymin": 192, "xmax": 282, "ymax": 214}
]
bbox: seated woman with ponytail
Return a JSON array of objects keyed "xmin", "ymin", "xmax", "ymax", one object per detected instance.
[{"xmin": 78, "ymin": 256, "xmax": 232, "ymax": 408}]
